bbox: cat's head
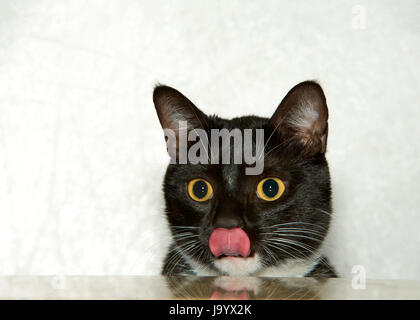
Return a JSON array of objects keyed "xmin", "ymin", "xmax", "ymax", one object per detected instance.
[{"xmin": 153, "ymin": 81, "xmax": 331, "ymax": 276}]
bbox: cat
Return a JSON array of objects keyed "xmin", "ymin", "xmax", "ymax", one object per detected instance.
[{"xmin": 153, "ymin": 81, "xmax": 336, "ymax": 278}]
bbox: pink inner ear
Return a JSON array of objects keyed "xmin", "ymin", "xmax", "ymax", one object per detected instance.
[{"xmin": 209, "ymin": 228, "xmax": 251, "ymax": 258}]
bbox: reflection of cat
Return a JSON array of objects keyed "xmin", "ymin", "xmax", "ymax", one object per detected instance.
[
  {"xmin": 165, "ymin": 276, "xmax": 324, "ymax": 300},
  {"xmin": 153, "ymin": 81, "xmax": 336, "ymax": 277}
]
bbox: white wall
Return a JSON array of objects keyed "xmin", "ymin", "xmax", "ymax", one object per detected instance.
[{"xmin": 0, "ymin": 0, "xmax": 419, "ymax": 279}]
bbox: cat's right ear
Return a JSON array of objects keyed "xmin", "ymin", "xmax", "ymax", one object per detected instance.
[
  {"xmin": 269, "ymin": 81, "xmax": 329, "ymax": 157},
  {"xmin": 153, "ymin": 85, "xmax": 209, "ymax": 159}
]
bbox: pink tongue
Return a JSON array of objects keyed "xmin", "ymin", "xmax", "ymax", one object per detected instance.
[{"xmin": 209, "ymin": 228, "xmax": 251, "ymax": 258}]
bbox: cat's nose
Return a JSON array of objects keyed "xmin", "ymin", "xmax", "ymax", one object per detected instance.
[
  {"xmin": 213, "ymin": 198, "xmax": 245, "ymax": 229},
  {"xmin": 213, "ymin": 213, "xmax": 244, "ymax": 229}
]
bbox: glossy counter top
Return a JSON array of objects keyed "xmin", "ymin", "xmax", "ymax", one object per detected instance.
[{"xmin": 0, "ymin": 276, "xmax": 419, "ymax": 300}]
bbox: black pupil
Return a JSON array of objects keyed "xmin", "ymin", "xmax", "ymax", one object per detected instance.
[
  {"xmin": 193, "ymin": 180, "xmax": 208, "ymax": 199},
  {"xmin": 262, "ymin": 179, "xmax": 279, "ymax": 198}
]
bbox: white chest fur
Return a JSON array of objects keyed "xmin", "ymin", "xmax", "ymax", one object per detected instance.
[{"xmin": 186, "ymin": 253, "xmax": 320, "ymax": 277}]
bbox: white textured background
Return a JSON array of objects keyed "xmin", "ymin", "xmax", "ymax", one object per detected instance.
[{"xmin": 0, "ymin": 0, "xmax": 419, "ymax": 280}]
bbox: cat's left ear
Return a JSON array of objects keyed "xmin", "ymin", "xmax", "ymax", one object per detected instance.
[
  {"xmin": 153, "ymin": 85, "xmax": 209, "ymax": 159},
  {"xmin": 269, "ymin": 81, "xmax": 329, "ymax": 157},
  {"xmin": 153, "ymin": 85, "xmax": 208, "ymax": 132}
]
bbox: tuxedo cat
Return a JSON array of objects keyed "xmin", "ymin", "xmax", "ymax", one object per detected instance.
[{"xmin": 153, "ymin": 81, "xmax": 336, "ymax": 277}]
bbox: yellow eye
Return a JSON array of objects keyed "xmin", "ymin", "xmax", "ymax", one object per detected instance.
[
  {"xmin": 188, "ymin": 178, "xmax": 213, "ymax": 202},
  {"xmin": 256, "ymin": 177, "xmax": 285, "ymax": 201}
]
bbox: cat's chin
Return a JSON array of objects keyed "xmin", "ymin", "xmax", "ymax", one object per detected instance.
[{"xmin": 213, "ymin": 253, "xmax": 262, "ymax": 276}]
